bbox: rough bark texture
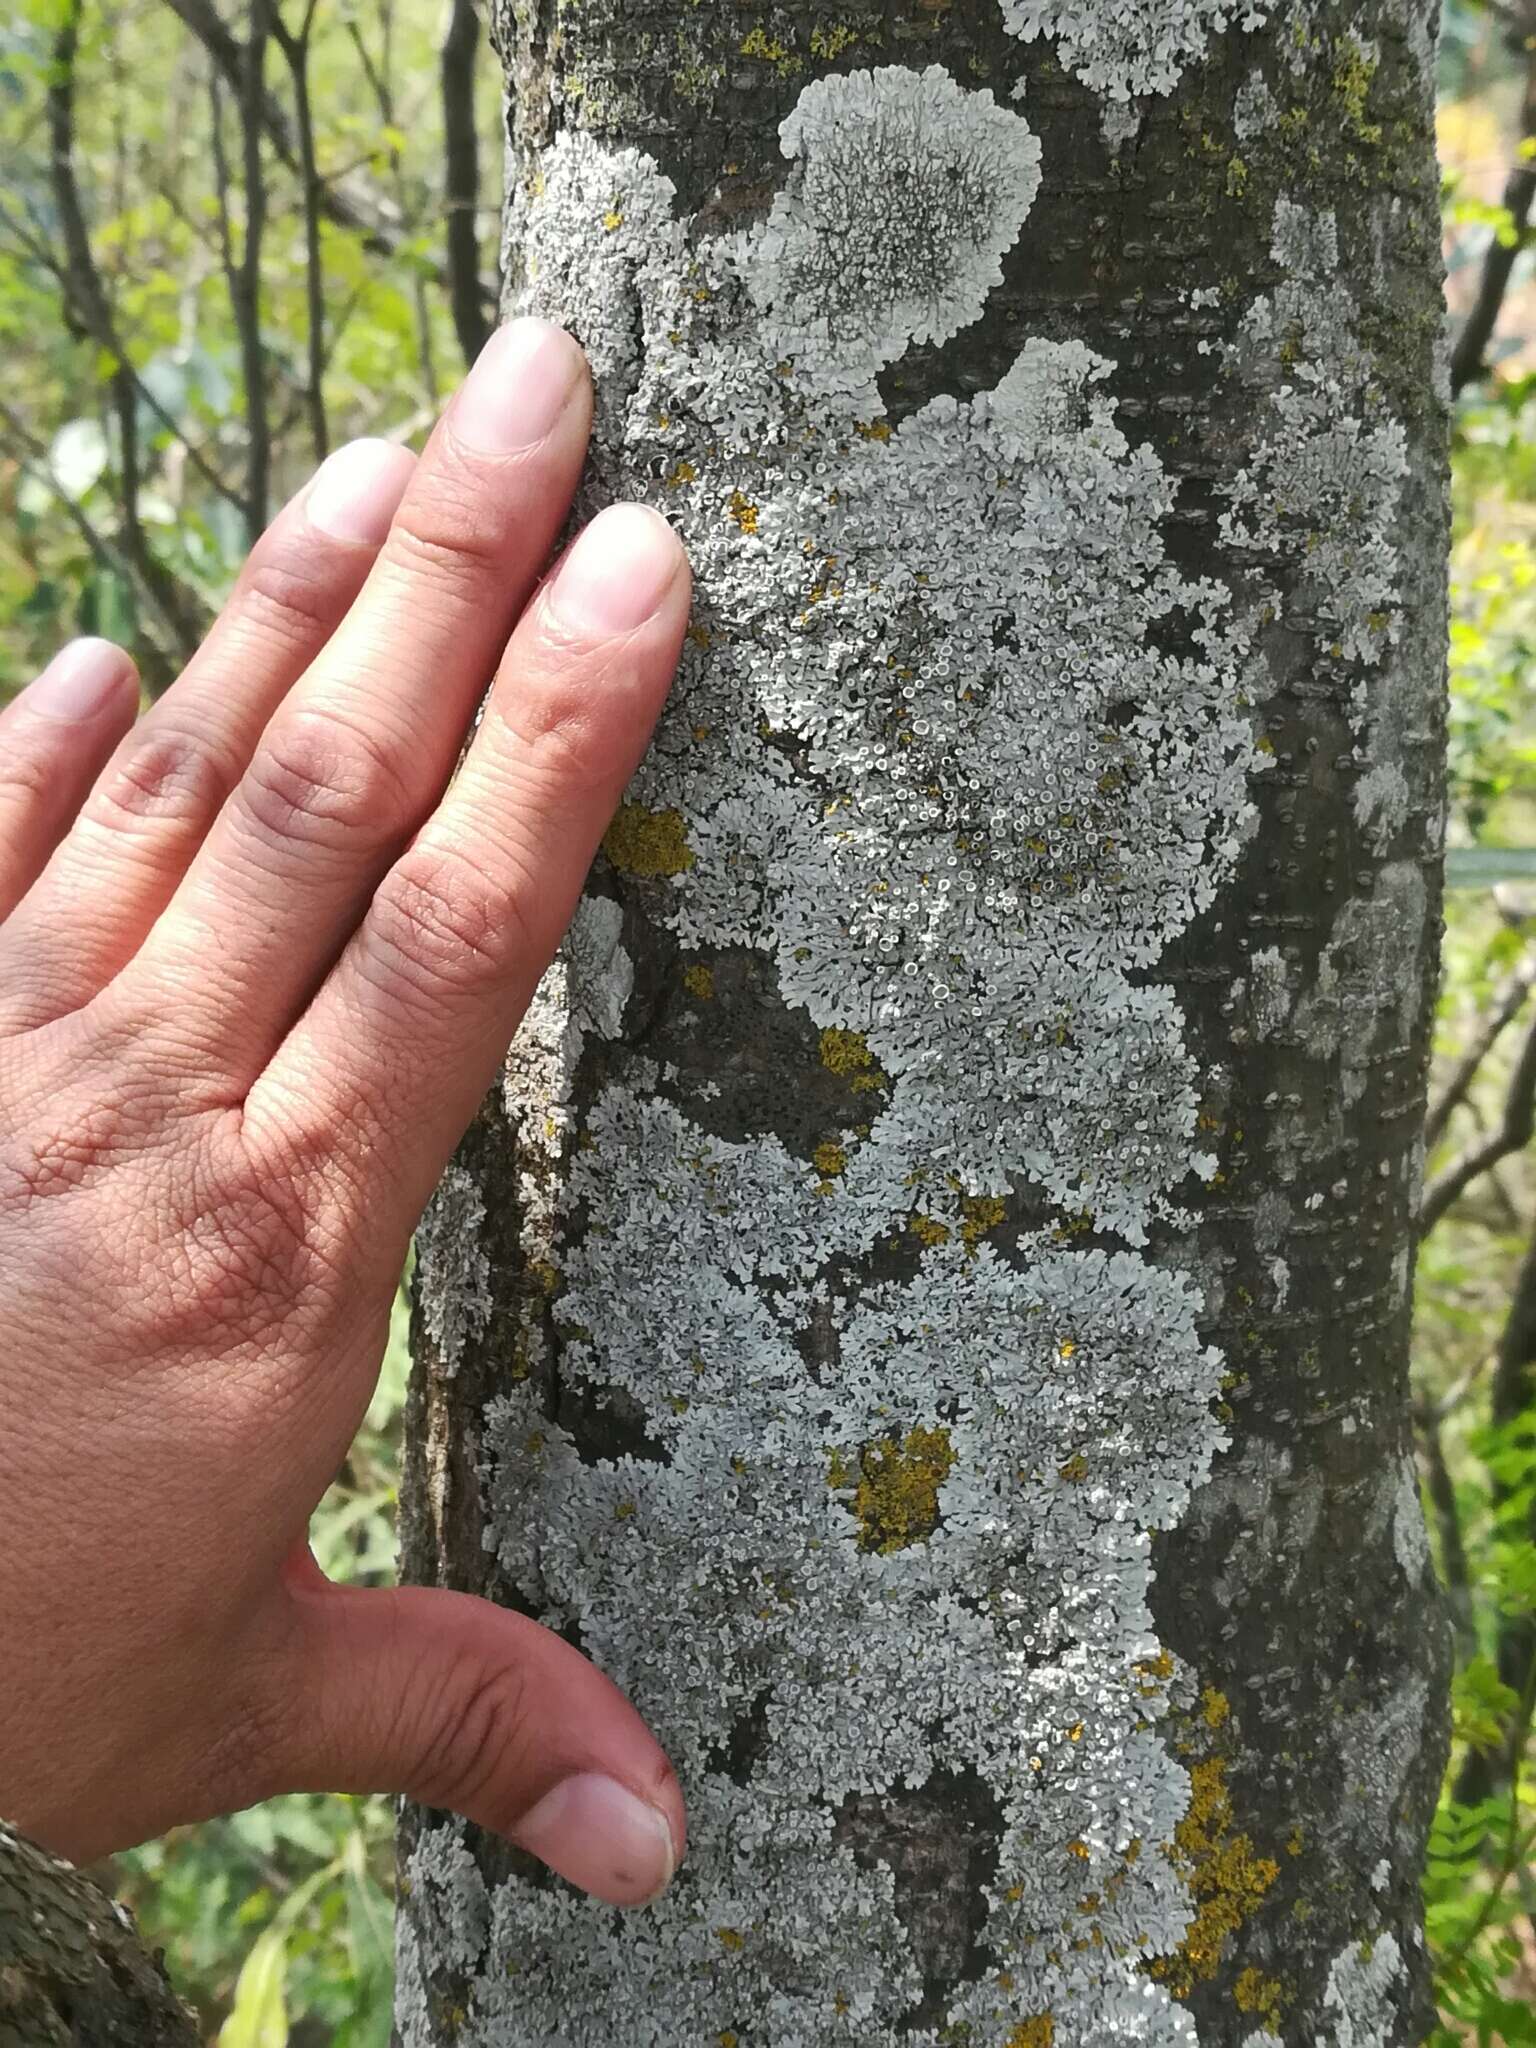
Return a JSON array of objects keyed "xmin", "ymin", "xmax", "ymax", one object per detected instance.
[
  {"xmin": 397, "ymin": 5, "xmax": 1452, "ymax": 2044},
  {"xmin": 0, "ymin": 1824, "xmax": 198, "ymax": 2047}
]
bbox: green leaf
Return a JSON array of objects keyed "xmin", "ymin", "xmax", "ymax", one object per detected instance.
[{"xmin": 219, "ymin": 1925, "xmax": 289, "ymax": 2048}]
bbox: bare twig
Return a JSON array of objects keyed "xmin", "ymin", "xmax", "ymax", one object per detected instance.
[
  {"xmin": 0, "ymin": 398, "xmax": 180, "ymax": 689},
  {"xmin": 270, "ymin": 0, "xmax": 329, "ymax": 461},
  {"xmin": 1451, "ymin": 7, "xmax": 1536, "ymax": 395},
  {"xmin": 46, "ymin": 0, "xmax": 203, "ymax": 661},
  {"xmin": 1421, "ymin": 1010, "xmax": 1536, "ymax": 1234},
  {"xmin": 1414, "ymin": 1401, "xmax": 1478, "ymax": 1658},
  {"xmin": 1426, "ymin": 949, "xmax": 1536, "ymax": 1151},
  {"xmin": 441, "ymin": 0, "xmax": 491, "ymax": 367}
]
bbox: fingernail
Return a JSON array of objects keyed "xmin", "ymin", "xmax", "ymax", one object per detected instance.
[
  {"xmin": 547, "ymin": 504, "xmax": 682, "ymax": 636},
  {"xmin": 306, "ymin": 438, "xmax": 414, "ymax": 545},
  {"xmin": 451, "ymin": 319, "xmax": 585, "ymax": 456},
  {"xmin": 25, "ymin": 638, "xmax": 132, "ymax": 722},
  {"xmin": 514, "ymin": 1772, "xmax": 678, "ymax": 1906}
]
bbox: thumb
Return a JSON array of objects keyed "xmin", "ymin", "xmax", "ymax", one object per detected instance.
[{"xmin": 277, "ymin": 1579, "xmax": 686, "ymax": 1907}]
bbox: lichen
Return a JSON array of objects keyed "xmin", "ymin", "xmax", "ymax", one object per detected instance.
[
  {"xmin": 413, "ymin": 1164, "xmax": 492, "ymax": 1375},
  {"xmin": 1316, "ymin": 1931, "xmax": 1404, "ymax": 2048},
  {"xmin": 997, "ymin": 0, "xmax": 1274, "ymax": 101},
  {"xmin": 843, "ymin": 1423, "xmax": 956, "ymax": 1551},
  {"xmin": 602, "ymin": 802, "xmax": 696, "ymax": 877},
  {"xmin": 1148, "ymin": 1757, "xmax": 1279, "ymax": 1998},
  {"xmin": 736, "ymin": 64, "xmax": 1042, "ymax": 400},
  {"xmin": 422, "ymin": 49, "xmax": 1421, "ymax": 2048}
]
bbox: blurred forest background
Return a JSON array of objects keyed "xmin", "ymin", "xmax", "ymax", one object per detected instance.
[{"xmin": 2, "ymin": 0, "xmax": 1536, "ymax": 2039}]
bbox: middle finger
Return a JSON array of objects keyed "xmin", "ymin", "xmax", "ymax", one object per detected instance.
[{"xmin": 114, "ymin": 319, "xmax": 592, "ymax": 1094}]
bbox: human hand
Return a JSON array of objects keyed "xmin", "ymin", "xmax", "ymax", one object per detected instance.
[{"xmin": 0, "ymin": 321, "xmax": 690, "ymax": 1907}]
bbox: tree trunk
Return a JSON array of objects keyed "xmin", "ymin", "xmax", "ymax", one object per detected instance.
[
  {"xmin": 0, "ymin": 1823, "xmax": 198, "ymax": 2046},
  {"xmin": 397, "ymin": 5, "xmax": 1452, "ymax": 2044}
]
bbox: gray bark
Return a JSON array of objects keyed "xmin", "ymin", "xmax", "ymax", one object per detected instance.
[
  {"xmin": 397, "ymin": 4, "xmax": 1452, "ymax": 2044},
  {"xmin": 0, "ymin": 1823, "xmax": 198, "ymax": 2047}
]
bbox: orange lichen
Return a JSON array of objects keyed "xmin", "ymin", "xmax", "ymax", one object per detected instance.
[
  {"xmin": 1150, "ymin": 1758, "xmax": 1279, "ymax": 1997},
  {"xmin": 839, "ymin": 1425, "xmax": 955, "ymax": 1552}
]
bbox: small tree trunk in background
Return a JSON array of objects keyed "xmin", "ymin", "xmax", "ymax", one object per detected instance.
[
  {"xmin": 398, "ymin": 5, "xmax": 1452, "ymax": 2043},
  {"xmin": 0, "ymin": 1823, "xmax": 198, "ymax": 2046}
]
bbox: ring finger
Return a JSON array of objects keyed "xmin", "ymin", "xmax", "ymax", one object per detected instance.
[{"xmin": 0, "ymin": 437, "xmax": 416, "ymax": 1037}]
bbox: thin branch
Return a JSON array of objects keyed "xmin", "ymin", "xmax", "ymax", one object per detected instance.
[
  {"xmin": 46, "ymin": 0, "xmax": 202, "ymax": 661},
  {"xmin": 441, "ymin": 0, "xmax": 491, "ymax": 367},
  {"xmin": 1415, "ymin": 1401, "xmax": 1478, "ymax": 1659},
  {"xmin": 159, "ymin": 0, "xmax": 492, "ymax": 317},
  {"xmin": 1420, "ymin": 1010, "xmax": 1536, "ymax": 1234},
  {"xmin": 22, "ymin": 40, "xmax": 242, "ymax": 515},
  {"xmin": 1451, "ymin": 14, "xmax": 1536, "ymax": 395},
  {"xmin": 270, "ymin": 0, "xmax": 328, "ymax": 461},
  {"xmin": 0, "ymin": 398, "xmax": 180, "ymax": 689},
  {"xmin": 1426, "ymin": 949, "xmax": 1536, "ymax": 1152}
]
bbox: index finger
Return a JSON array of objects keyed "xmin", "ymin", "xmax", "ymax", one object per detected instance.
[{"xmin": 244, "ymin": 501, "xmax": 689, "ymax": 1228}]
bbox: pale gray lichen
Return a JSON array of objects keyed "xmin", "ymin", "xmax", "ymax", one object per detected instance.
[
  {"xmin": 1220, "ymin": 201, "xmax": 1407, "ymax": 675},
  {"xmin": 413, "ymin": 1163, "xmax": 492, "ymax": 1374},
  {"xmin": 738, "ymin": 64, "xmax": 1042, "ymax": 400},
  {"xmin": 1392, "ymin": 1457, "xmax": 1430, "ymax": 1581},
  {"xmin": 998, "ymin": 0, "xmax": 1272, "ymax": 100},
  {"xmin": 1316, "ymin": 1931, "xmax": 1404, "ymax": 2048},
  {"xmin": 422, "ymin": 58, "xmax": 1402, "ymax": 2048}
]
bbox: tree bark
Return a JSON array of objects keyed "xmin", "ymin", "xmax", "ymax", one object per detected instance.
[
  {"xmin": 0, "ymin": 1823, "xmax": 198, "ymax": 2047},
  {"xmin": 397, "ymin": 5, "xmax": 1452, "ymax": 2044}
]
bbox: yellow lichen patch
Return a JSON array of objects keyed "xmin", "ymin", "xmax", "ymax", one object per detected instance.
[
  {"xmin": 715, "ymin": 1927, "xmax": 746, "ymax": 1951},
  {"xmin": 1057, "ymin": 1453, "xmax": 1089, "ymax": 1484},
  {"xmin": 666, "ymin": 458, "xmax": 698, "ymax": 487},
  {"xmin": 844, "ymin": 1425, "xmax": 955, "ymax": 1552},
  {"xmin": 1233, "ymin": 1966, "xmax": 1284, "ymax": 2023},
  {"xmin": 1066, "ymin": 1840, "xmax": 1090, "ymax": 1861},
  {"xmin": 603, "ymin": 802, "xmax": 695, "ymax": 877},
  {"xmin": 1286, "ymin": 1827, "xmax": 1304, "ymax": 1857},
  {"xmin": 809, "ymin": 22, "xmax": 859, "ymax": 58},
  {"xmin": 1149, "ymin": 1758, "xmax": 1279, "ymax": 1998},
  {"xmin": 1137, "ymin": 1649, "xmax": 1175, "ymax": 1682},
  {"xmin": 960, "ymin": 1193, "xmax": 1006, "ymax": 1250},
  {"xmin": 728, "ymin": 488, "xmax": 760, "ymax": 535},
  {"xmin": 1202, "ymin": 1686, "xmax": 1232, "ymax": 1730},
  {"xmin": 1006, "ymin": 2019, "xmax": 1055, "ymax": 2048},
  {"xmin": 818, "ymin": 1026, "xmax": 887, "ymax": 1093},
  {"xmin": 529, "ymin": 1258, "xmax": 561, "ymax": 1295},
  {"xmin": 739, "ymin": 22, "xmax": 802, "ymax": 73},
  {"xmin": 909, "ymin": 1212, "xmax": 953, "ymax": 1249},
  {"xmin": 718, "ymin": 2035, "xmax": 739, "ymax": 2047},
  {"xmin": 813, "ymin": 1140, "xmax": 847, "ymax": 1177},
  {"xmin": 614, "ymin": 1499, "xmax": 636, "ymax": 1521},
  {"xmin": 1057, "ymin": 1338, "xmax": 1077, "ymax": 1359},
  {"xmin": 601, "ymin": 207, "xmax": 624, "ymax": 230},
  {"xmin": 683, "ymin": 963, "xmax": 715, "ymax": 1001},
  {"xmin": 854, "ymin": 418, "xmax": 892, "ymax": 441}
]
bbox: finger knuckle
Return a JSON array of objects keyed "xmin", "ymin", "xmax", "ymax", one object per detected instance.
[
  {"xmin": 238, "ymin": 539, "xmax": 352, "ymax": 644},
  {"xmin": 234, "ymin": 707, "xmax": 415, "ymax": 862},
  {"xmin": 365, "ymin": 841, "xmax": 521, "ymax": 1014},
  {"xmin": 0, "ymin": 736, "xmax": 58, "ymax": 817},
  {"xmin": 407, "ymin": 1654, "xmax": 525, "ymax": 1816},
  {"xmin": 84, "ymin": 724, "xmax": 238, "ymax": 839},
  {"xmin": 382, "ymin": 462, "xmax": 524, "ymax": 587}
]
